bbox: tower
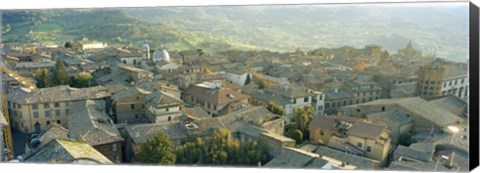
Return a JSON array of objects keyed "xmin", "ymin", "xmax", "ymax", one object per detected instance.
[{"xmin": 142, "ymin": 42, "xmax": 150, "ymax": 59}]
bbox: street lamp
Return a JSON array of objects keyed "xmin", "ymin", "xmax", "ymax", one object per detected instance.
[{"xmin": 447, "ymin": 126, "xmax": 460, "ymax": 145}]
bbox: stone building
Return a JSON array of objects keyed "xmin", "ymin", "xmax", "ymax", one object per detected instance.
[
  {"xmin": 340, "ymin": 97, "xmax": 465, "ymax": 133},
  {"xmin": 68, "ymin": 100, "xmax": 124, "ymax": 163},
  {"xmin": 417, "ymin": 58, "xmax": 469, "ymax": 101},
  {"xmin": 308, "ymin": 115, "xmax": 392, "ymax": 166},
  {"xmin": 6, "ymin": 85, "xmax": 111, "ymax": 133}
]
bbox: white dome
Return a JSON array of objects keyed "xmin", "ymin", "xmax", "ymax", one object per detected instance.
[{"xmin": 153, "ymin": 50, "xmax": 170, "ymax": 62}]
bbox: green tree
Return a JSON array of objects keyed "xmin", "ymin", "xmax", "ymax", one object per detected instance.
[
  {"xmin": 196, "ymin": 49, "xmax": 204, "ymax": 57},
  {"xmin": 267, "ymin": 101, "xmax": 285, "ymax": 116},
  {"xmin": 398, "ymin": 133, "xmax": 417, "ymax": 147},
  {"xmin": 289, "ymin": 129, "xmax": 303, "ymax": 145},
  {"xmin": 53, "ymin": 60, "xmax": 68, "ymax": 85},
  {"xmin": 291, "ymin": 107, "xmax": 314, "ymax": 133},
  {"xmin": 64, "ymin": 42, "xmax": 72, "ymax": 48},
  {"xmin": 244, "ymin": 74, "xmax": 251, "ymax": 85},
  {"xmin": 258, "ymin": 79, "xmax": 266, "ymax": 89},
  {"xmin": 134, "ymin": 132, "xmax": 176, "ymax": 164},
  {"xmin": 175, "ymin": 129, "xmax": 270, "ymax": 166},
  {"xmin": 33, "ymin": 69, "xmax": 52, "ymax": 88},
  {"xmin": 73, "ymin": 72, "xmax": 92, "ymax": 88}
]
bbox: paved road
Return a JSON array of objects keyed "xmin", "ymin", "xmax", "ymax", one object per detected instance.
[{"xmin": 10, "ymin": 128, "xmax": 28, "ymax": 158}]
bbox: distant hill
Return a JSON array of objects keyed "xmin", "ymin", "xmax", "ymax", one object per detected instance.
[
  {"xmin": 1, "ymin": 3, "xmax": 469, "ymax": 62},
  {"xmin": 125, "ymin": 3, "xmax": 469, "ymax": 62},
  {"xmin": 1, "ymin": 9, "xmax": 255, "ymax": 52}
]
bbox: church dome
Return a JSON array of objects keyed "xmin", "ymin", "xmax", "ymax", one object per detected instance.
[{"xmin": 153, "ymin": 49, "xmax": 170, "ymax": 62}]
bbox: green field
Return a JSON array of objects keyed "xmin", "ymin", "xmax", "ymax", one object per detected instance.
[{"xmin": 32, "ymin": 23, "xmax": 64, "ymax": 33}]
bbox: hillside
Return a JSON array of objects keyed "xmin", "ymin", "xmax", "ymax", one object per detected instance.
[
  {"xmin": 125, "ymin": 3, "xmax": 469, "ymax": 62},
  {"xmin": 1, "ymin": 3, "xmax": 470, "ymax": 62},
  {"xmin": 1, "ymin": 9, "xmax": 256, "ymax": 52}
]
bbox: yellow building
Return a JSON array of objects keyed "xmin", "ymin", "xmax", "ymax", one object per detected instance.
[
  {"xmin": 309, "ymin": 115, "xmax": 392, "ymax": 166},
  {"xmin": 6, "ymin": 85, "xmax": 111, "ymax": 133}
]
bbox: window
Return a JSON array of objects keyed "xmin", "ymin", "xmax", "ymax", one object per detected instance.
[
  {"xmin": 367, "ymin": 146, "xmax": 372, "ymax": 152},
  {"xmin": 430, "ymin": 81, "xmax": 435, "ymax": 84},
  {"xmin": 168, "ymin": 116, "xmax": 171, "ymax": 121},
  {"xmin": 317, "ymin": 106, "xmax": 323, "ymax": 111},
  {"xmin": 65, "ymin": 109, "xmax": 70, "ymax": 115},
  {"xmin": 293, "ymin": 99, "xmax": 297, "ymax": 104},
  {"xmin": 381, "ymin": 107, "xmax": 385, "ymax": 112},
  {"xmin": 44, "ymin": 103, "xmax": 50, "ymax": 109},
  {"xmin": 46, "ymin": 121, "xmax": 50, "ymax": 126},
  {"xmin": 54, "ymin": 102, "xmax": 60, "ymax": 108},
  {"xmin": 449, "ymin": 81, "xmax": 452, "ymax": 86},
  {"xmin": 349, "ymin": 100, "xmax": 353, "ymax": 105},
  {"xmin": 112, "ymin": 143, "xmax": 117, "ymax": 151},
  {"xmin": 357, "ymin": 108, "xmax": 361, "ymax": 113},
  {"xmin": 356, "ymin": 142, "xmax": 363, "ymax": 148},
  {"xmin": 45, "ymin": 110, "xmax": 51, "ymax": 117},
  {"xmin": 304, "ymin": 97, "xmax": 309, "ymax": 102},
  {"xmin": 32, "ymin": 104, "xmax": 38, "ymax": 110},
  {"xmin": 131, "ymin": 104, "xmax": 135, "ymax": 109},
  {"xmin": 443, "ymin": 82, "xmax": 446, "ymax": 87},
  {"xmin": 136, "ymin": 96, "xmax": 140, "ymax": 100},
  {"xmin": 18, "ymin": 104, "xmax": 22, "ymax": 109},
  {"xmin": 332, "ymin": 102, "xmax": 336, "ymax": 108},
  {"xmin": 461, "ymin": 79, "xmax": 464, "ymax": 84},
  {"xmin": 325, "ymin": 103, "xmax": 330, "ymax": 108},
  {"xmin": 454, "ymin": 80, "xmax": 457, "ymax": 85},
  {"xmin": 21, "ymin": 122, "xmax": 24, "ymax": 127},
  {"xmin": 320, "ymin": 130, "xmax": 324, "ymax": 136},
  {"xmin": 34, "ymin": 112, "xmax": 39, "ymax": 118},
  {"xmin": 55, "ymin": 110, "xmax": 61, "ymax": 116},
  {"xmin": 57, "ymin": 120, "xmax": 61, "ymax": 124},
  {"xmin": 142, "ymin": 104, "xmax": 145, "ymax": 109},
  {"xmin": 319, "ymin": 95, "xmax": 323, "ymax": 100},
  {"xmin": 166, "ymin": 108, "xmax": 169, "ymax": 112}
]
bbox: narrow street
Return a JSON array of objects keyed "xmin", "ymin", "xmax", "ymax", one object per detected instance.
[{"xmin": 10, "ymin": 128, "xmax": 28, "ymax": 158}]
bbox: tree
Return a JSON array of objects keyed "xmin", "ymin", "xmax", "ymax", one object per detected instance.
[
  {"xmin": 73, "ymin": 72, "xmax": 92, "ymax": 88},
  {"xmin": 64, "ymin": 42, "xmax": 72, "ymax": 48},
  {"xmin": 267, "ymin": 101, "xmax": 285, "ymax": 116},
  {"xmin": 175, "ymin": 129, "xmax": 270, "ymax": 166},
  {"xmin": 53, "ymin": 60, "xmax": 68, "ymax": 85},
  {"xmin": 258, "ymin": 79, "xmax": 266, "ymax": 89},
  {"xmin": 33, "ymin": 69, "xmax": 52, "ymax": 88},
  {"xmin": 289, "ymin": 129, "xmax": 303, "ymax": 145},
  {"xmin": 244, "ymin": 74, "xmax": 251, "ymax": 85},
  {"xmin": 398, "ymin": 133, "xmax": 417, "ymax": 147},
  {"xmin": 134, "ymin": 132, "xmax": 176, "ymax": 164},
  {"xmin": 196, "ymin": 49, "xmax": 204, "ymax": 57},
  {"xmin": 291, "ymin": 107, "xmax": 314, "ymax": 133}
]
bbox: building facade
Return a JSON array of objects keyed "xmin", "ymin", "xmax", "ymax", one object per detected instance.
[
  {"xmin": 6, "ymin": 86, "xmax": 111, "ymax": 133},
  {"xmin": 417, "ymin": 59, "xmax": 468, "ymax": 101}
]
